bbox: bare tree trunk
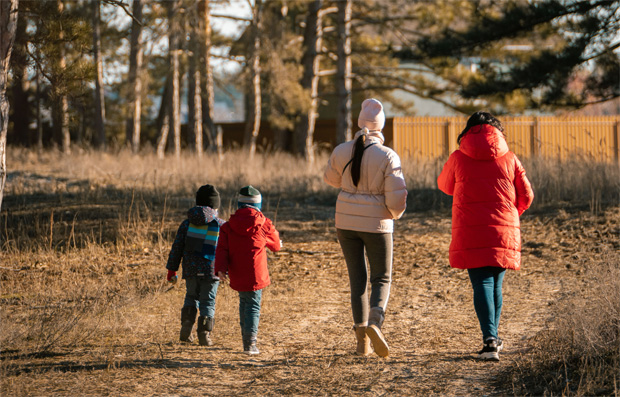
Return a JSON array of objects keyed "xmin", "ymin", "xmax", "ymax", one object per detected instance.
[
  {"xmin": 36, "ymin": 63, "xmax": 43, "ymax": 152},
  {"xmin": 244, "ymin": 0, "xmax": 262, "ymax": 158},
  {"xmin": 126, "ymin": 0, "xmax": 143, "ymax": 154},
  {"xmin": 336, "ymin": 0, "xmax": 352, "ymax": 144},
  {"xmin": 92, "ymin": 0, "xmax": 106, "ymax": 148},
  {"xmin": 156, "ymin": 116, "xmax": 169, "ymax": 159},
  {"xmin": 0, "ymin": 0, "xmax": 18, "ymax": 212},
  {"xmin": 198, "ymin": 0, "xmax": 219, "ymax": 155},
  {"xmin": 187, "ymin": 4, "xmax": 203, "ymax": 157},
  {"xmin": 156, "ymin": 75, "xmax": 171, "ymax": 159},
  {"xmin": 293, "ymin": 0, "xmax": 325, "ymax": 162},
  {"xmin": 168, "ymin": 0, "xmax": 181, "ymax": 159},
  {"xmin": 52, "ymin": 0, "xmax": 70, "ymax": 154},
  {"xmin": 10, "ymin": 7, "xmax": 29, "ymax": 146}
]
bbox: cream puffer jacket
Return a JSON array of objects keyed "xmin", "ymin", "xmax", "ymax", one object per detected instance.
[{"xmin": 323, "ymin": 129, "xmax": 407, "ymax": 233}]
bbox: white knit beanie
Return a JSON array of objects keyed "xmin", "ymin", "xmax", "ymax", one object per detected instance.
[{"xmin": 358, "ymin": 98, "xmax": 385, "ymax": 131}]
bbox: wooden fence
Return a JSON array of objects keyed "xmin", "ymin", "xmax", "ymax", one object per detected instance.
[{"xmin": 393, "ymin": 116, "xmax": 620, "ymax": 163}]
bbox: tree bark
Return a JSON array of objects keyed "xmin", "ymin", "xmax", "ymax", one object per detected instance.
[
  {"xmin": 336, "ymin": 0, "xmax": 352, "ymax": 144},
  {"xmin": 244, "ymin": 0, "xmax": 262, "ymax": 158},
  {"xmin": 168, "ymin": 0, "xmax": 181, "ymax": 158},
  {"xmin": 0, "ymin": 0, "xmax": 18, "ymax": 212},
  {"xmin": 187, "ymin": 4, "xmax": 203, "ymax": 157},
  {"xmin": 156, "ymin": 75, "xmax": 171, "ymax": 159},
  {"xmin": 198, "ymin": 0, "xmax": 220, "ymax": 155},
  {"xmin": 125, "ymin": 0, "xmax": 143, "ymax": 154},
  {"xmin": 293, "ymin": 0, "xmax": 324, "ymax": 162},
  {"xmin": 36, "ymin": 62, "xmax": 42, "ymax": 151},
  {"xmin": 10, "ymin": 6, "xmax": 29, "ymax": 146},
  {"xmin": 92, "ymin": 0, "xmax": 106, "ymax": 148},
  {"xmin": 52, "ymin": 0, "xmax": 70, "ymax": 154}
]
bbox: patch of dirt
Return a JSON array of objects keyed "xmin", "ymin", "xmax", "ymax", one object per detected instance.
[{"xmin": 1, "ymin": 205, "xmax": 617, "ymax": 396}]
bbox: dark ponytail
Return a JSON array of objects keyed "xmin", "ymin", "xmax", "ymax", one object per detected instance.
[
  {"xmin": 351, "ymin": 133, "xmax": 366, "ymax": 187},
  {"xmin": 457, "ymin": 111, "xmax": 505, "ymax": 144}
]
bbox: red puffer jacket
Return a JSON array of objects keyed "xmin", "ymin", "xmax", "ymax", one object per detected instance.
[
  {"xmin": 214, "ymin": 207, "xmax": 281, "ymax": 291},
  {"xmin": 437, "ymin": 124, "xmax": 534, "ymax": 270}
]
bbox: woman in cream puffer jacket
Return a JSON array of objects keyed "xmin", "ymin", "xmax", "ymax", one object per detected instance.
[{"xmin": 324, "ymin": 98, "xmax": 407, "ymax": 358}]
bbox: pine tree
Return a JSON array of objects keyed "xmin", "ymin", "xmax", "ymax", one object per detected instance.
[
  {"xmin": 414, "ymin": 0, "xmax": 620, "ymax": 112},
  {"xmin": 92, "ymin": 0, "xmax": 106, "ymax": 148},
  {"xmin": 126, "ymin": 0, "xmax": 143, "ymax": 154},
  {"xmin": 243, "ymin": 0, "xmax": 263, "ymax": 158},
  {"xmin": 336, "ymin": 0, "xmax": 352, "ymax": 144},
  {"xmin": 0, "ymin": 0, "xmax": 18, "ymax": 212}
]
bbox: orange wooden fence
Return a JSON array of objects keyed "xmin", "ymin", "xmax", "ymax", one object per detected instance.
[{"xmin": 393, "ymin": 116, "xmax": 620, "ymax": 162}]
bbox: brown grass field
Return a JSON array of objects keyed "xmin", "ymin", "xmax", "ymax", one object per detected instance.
[{"xmin": 1, "ymin": 148, "xmax": 619, "ymax": 396}]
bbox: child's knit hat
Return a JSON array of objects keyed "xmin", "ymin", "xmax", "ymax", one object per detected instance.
[
  {"xmin": 196, "ymin": 184, "xmax": 220, "ymax": 209},
  {"xmin": 238, "ymin": 185, "xmax": 262, "ymax": 210},
  {"xmin": 358, "ymin": 98, "xmax": 385, "ymax": 131}
]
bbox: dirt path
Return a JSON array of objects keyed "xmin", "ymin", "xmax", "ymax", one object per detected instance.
[{"xmin": 3, "ymin": 207, "xmax": 595, "ymax": 396}]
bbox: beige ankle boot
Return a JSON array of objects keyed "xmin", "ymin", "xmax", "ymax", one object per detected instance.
[
  {"xmin": 366, "ymin": 308, "xmax": 389, "ymax": 357},
  {"xmin": 354, "ymin": 326, "xmax": 372, "ymax": 356}
]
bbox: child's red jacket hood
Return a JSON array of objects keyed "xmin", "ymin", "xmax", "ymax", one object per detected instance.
[{"xmin": 214, "ymin": 207, "xmax": 281, "ymax": 291}]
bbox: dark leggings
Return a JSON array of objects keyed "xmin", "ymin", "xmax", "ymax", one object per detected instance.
[{"xmin": 337, "ymin": 228, "xmax": 393, "ymax": 326}]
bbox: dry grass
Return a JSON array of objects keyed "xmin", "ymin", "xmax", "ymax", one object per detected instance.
[
  {"xmin": 501, "ymin": 225, "xmax": 620, "ymax": 396},
  {"xmin": 1, "ymin": 148, "xmax": 619, "ymax": 396}
]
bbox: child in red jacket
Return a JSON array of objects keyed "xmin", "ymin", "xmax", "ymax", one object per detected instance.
[
  {"xmin": 438, "ymin": 111, "xmax": 534, "ymax": 361},
  {"xmin": 215, "ymin": 186, "xmax": 281, "ymax": 355}
]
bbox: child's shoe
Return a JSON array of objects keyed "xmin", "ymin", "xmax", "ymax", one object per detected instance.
[
  {"xmin": 180, "ymin": 306, "xmax": 197, "ymax": 343},
  {"xmin": 496, "ymin": 337, "xmax": 504, "ymax": 353},
  {"xmin": 477, "ymin": 337, "xmax": 500, "ymax": 361},
  {"xmin": 197, "ymin": 316, "xmax": 214, "ymax": 346},
  {"xmin": 243, "ymin": 334, "xmax": 260, "ymax": 355}
]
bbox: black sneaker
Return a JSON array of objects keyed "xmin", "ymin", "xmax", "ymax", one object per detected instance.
[{"xmin": 477, "ymin": 337, "xmax": 500, "ymax": 361}]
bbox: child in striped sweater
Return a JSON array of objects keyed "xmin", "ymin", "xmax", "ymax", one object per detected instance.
[{"xmin": 166, "ymin": 184, "xmax": 225, "ymax": 346}]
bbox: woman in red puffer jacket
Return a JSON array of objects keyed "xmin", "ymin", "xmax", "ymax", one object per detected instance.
[{"xmin": 438, "ymin": 111, "xmax": 534, "ymax": 361}]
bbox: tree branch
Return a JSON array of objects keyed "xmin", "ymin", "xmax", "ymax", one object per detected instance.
[
  {"xmin": 211, "ymin": 13, "xmax": 252, "ymax": 23},
  {"xmin": 24, "ymin": 46, "xmax": 53, "ymax": 83},
  {"xmin": 102, "ymin": 0, "xmax": 143, "ymax": 25},
  {"xmin": 318, "ymin": 6, "xmax": 338, "ymax": 18}
]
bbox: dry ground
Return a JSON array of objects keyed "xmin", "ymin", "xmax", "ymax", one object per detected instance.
[{"xmin": 2, "ymin": 196, "xmax": 617, "ymax": 396}]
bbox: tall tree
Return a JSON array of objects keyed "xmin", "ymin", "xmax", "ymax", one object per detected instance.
[
  {"xmin": 51, "ymin": 0, "xmax": 71, "ymax": 154},
  {"xmin": 125, "ymin": 0, "xmax": 143, "ymax": 154},
  {"xmin": 0, "ymin": 0, "xmax": 18, "ymax": 212},
  {"xmin": 92, "ymin": 0, "xmax": 106, "ymax": 148},
  {"xmin": 168, "ymin": 0, "xmax": 181, "ymax": 158},
  {"xmin": 336, "ymin": 0, "xmax": 352, "ymax": 144},
  {"xmin": 9, "ymin": 5, "xmax": 29, "ymax": 146},
  {"xmin": 156, "ymin": 0, "xmax": 181, "ymax": 159},
  {"xmin": 243, "ymin": 0, "xmax": 263, "ymax": 158},
  {"xmin": 293, "ymin": 0, "xmax": 335, "ymax": 161},
  {"xmin": 187, "ymin": 2, "xmax": 203, "ymax": 157},
  {"xmin": 156, "ymin": 75, "xmax": 171, "ymax": 159},
  {"xmin": 412, "ymin": 0, "xmax": 620, "ymax": 112},
  {"xmin": 198, "ymin": 0, "xmax": 220, "ymax": 155}
]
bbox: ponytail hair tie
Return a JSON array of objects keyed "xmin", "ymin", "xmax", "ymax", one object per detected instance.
[{"xmin": 361, "ymin": 127, "xmax": 368, "ymax": 143}]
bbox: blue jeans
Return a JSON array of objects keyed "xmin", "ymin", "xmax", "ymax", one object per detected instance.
[
  {"xmin": 467, "ymin": 267, "xmax": 506, "ymax": 340},
  {"xmin": 184, "ymin": 277, "xmax": 219, "ymax": 318},
  {"xmin": 239, "ymin": 290, "xmax": 262, "ymax": 336}
]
